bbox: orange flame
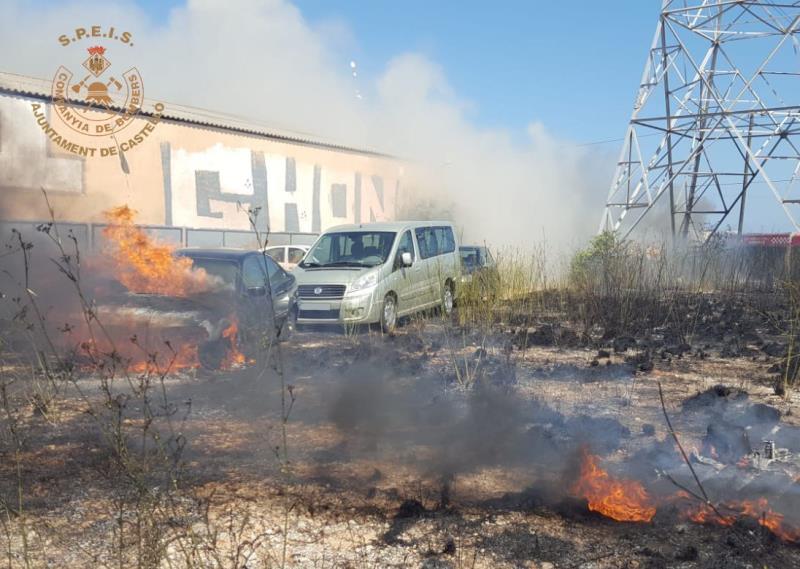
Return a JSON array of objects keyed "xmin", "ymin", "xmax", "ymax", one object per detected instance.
[
  {"xmin": 76, "ymin": 335, "xmax": 201, "ymax": 374},
  {"xmin": 93, "ymin": 205, "xmax": 248, "ymax": 373},
  {"xmin": 685, "ymin": 502, "xmax": 735, "ymax": 527},
  {"xmin": 220, "ymin": 319, "xmax": 246, "ymax": 369},
  {"xmin": 102, "ymin": 205, "xmax": 213, "ymax": 296},
  {"xmin": 127, "ymin": 343, "xmax": 200, "ymax": 374},
  {"xmin": 735, "ymin": 499, "xmax": 800, "ymax": 542},
  {"xmin": 573, "ymin": 458, "xmax": 798, "ymax": 542},
  {"xmin": 682, "ymin": 497, "xmax": 800, "ymax": 542},
  {"xmin": 571, "ymin": 448, "xmax": 656, "ymax": 523}
]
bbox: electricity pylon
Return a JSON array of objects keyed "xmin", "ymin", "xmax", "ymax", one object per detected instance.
[{"xmin": 601, "ymin": 0, "xmax": 800, "ymax": 242}]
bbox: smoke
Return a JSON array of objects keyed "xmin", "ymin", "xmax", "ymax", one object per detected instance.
[
  {"xmin": 0, "ymin": 0, "xmax": 614, "ymax": 251},
  {"xmin": 315, "ymin": 354, "xmax": 629, "ymax": 488}
]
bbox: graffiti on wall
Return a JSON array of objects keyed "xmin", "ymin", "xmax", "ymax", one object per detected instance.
[
  {"xmin": 163, "ymin": 142, "xmax": 396, "ymax": 233},
  {"xmin": 0, "ymin": 93, "xmax": 400, "ymax": 230}
]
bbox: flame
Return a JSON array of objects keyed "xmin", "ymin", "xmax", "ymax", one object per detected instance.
[
  {"xmin": 569, "ymin": 460, "xmax": 800, "ymax": 543},
  {"xmin": 571, "ymin": 449, "xmax": 656, "ymax": 522},
  {"xmin": 87, "ymin": 205, "xmax": 242, "ymax": 373},
  {"xmin": 102, "ymin": 205, "xmax": 214, "ymax": 296},
  {"xmin": 685, "ymin": 502, "xmax": 735, "ymax": 527},
  {"xmin": 220, "ymin": 319, "xmax": 246, "ymax": 369},
  {"xmin": 735, "ymin": 499, "xmax": 800, "ymax": 542},
  {"xmin": 127, "ymin": 343, "xmax": 200, "ymax": 374},
  {"xmin": 682, "ymin": 497, "xmax": 800, "ymax": 542},
  {"xmin": 74, "ymin": 331, "xmax": 202, "ymax": 374}
]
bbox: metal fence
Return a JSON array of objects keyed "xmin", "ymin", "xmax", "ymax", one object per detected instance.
[{"xmin": 0, "ymin": 220, "xmax": 318, "ymax": 253}]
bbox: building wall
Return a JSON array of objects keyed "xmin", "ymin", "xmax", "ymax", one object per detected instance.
[{"xmin": 0, "ymin": 92, "xmax": 401, "ymax": 233}]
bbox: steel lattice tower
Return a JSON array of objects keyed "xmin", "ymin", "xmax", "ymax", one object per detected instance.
[{"xmin": 601, "ymin": 1, "xmax": 800, "ymax": 241}]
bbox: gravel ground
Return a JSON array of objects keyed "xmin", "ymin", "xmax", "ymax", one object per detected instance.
[{"xmin": 2, "ymin": 316, "xmax": 800, "ymax": 568}]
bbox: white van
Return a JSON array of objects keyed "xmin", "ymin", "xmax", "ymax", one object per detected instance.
[
  {"xmin": 264, "ymin": 244, "xmax": 310, "ymax": 271},
  {"xmin": 292, "ymin": 221, "xmax": 461, "ymax": 332}
]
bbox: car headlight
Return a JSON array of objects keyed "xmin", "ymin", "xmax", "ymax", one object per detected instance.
[{"xmin": 349, "ymin": 270, "xmax": 379, "ymax": 292}]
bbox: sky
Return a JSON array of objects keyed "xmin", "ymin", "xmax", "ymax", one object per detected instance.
[
  {"xmin": 3, "ymin": 0, "xmax": 795, "ymax": 240},
  {"xmin": 128, "ymin": 0, "xmax": 659, "ymax": 146},
  {"xmin": 294, "ymin": 1, "xmax": 659, "ymax": 144}
]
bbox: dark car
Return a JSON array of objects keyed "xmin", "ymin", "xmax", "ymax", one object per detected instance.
[
  {"xmin": 458, "ymin": 245, "xmax": 500, "ymax": 299},
  {"xmin": 459, "ymin": 246, "xmax": 496, "ymax": 278},
  {"xmin": 98, "ymin": 248, "xmax": 298, "ymax": 371},
  {"xmin": 175, "ymin": 249, "xmax": 298, "ymax": 366}
]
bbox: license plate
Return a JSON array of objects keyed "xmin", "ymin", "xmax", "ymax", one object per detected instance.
[{"xmin": 300, "ymin": 301, "xmax": 330, "ymax": 311}]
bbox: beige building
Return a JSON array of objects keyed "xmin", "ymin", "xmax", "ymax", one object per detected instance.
[{"xmin": 0, "ymin": 72, "xmax": 401, "ymax": 246}]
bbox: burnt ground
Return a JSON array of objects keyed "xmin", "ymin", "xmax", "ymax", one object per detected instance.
[{"xmin": 2, "ymin": 312, "xmax": 800, "ymax": 568}]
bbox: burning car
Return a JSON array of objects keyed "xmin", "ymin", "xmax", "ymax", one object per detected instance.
[
  {"xmin": 177, "ymin": 247, "xmax": 298, "ymax": 342},
  {"xmin": 97, "ymin": 247, "xmax": 297, "ymax": 371},
  {"xmin": 92, "ymin": 207, "xmax": 299, "ymax": 372},
  {"xmin": 178, "ymin": 248, "xmax": 297, "ymax": 369}
]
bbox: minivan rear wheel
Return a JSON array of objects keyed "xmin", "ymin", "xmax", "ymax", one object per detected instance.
[{"xmin": 381, "ymin": 293, "xmax": 398, "ymax": 334}]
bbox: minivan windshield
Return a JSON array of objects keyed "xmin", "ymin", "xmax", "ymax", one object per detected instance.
[{"xmin": 300, "ymin": 231, "xmax": 396, "ymax": 268}]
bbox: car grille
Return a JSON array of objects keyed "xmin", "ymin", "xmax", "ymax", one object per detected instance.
[
  {"xmin": 298, "ymin": 309, "xmax": 340, "ymax": 320},
  {"xmin": 297, "ymin": 284, "xmax": 346, "ymax": 299}
]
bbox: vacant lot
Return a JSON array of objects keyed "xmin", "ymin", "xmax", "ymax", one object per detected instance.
[{"xmin": 2, "ymin": 308, "xmax": 799, "ymax": 568}]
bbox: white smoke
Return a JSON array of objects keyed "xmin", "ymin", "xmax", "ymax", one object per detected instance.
[{"xmin": 0, "ymin": 0, "xmax": 614, "ymax": 251}]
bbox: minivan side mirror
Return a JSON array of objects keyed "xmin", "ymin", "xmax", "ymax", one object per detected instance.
[{"xmin": 401, "ymin": 252, "xmax": 413, "ymax": 267}]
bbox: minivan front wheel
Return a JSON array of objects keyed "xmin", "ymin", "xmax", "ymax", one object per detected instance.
[
  {"xmin": 442, "ymin": 281, "xmax": 454, "ymax": 317},
  {"xmin": 381, "ymin": 293, "xmax": 398, "ymax": 334}
]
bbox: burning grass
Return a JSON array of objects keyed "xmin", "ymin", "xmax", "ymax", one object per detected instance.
[
  {"xmin": 571, "ymin": 447, "xmax": 656, "ymax": 523},
  {"xmin": 2, "ymin": 210, "xmax": 800, "ymax": 567},
  {"xmin": 681, "ymin": 496, "xmax": 800, "ymax": 543}
]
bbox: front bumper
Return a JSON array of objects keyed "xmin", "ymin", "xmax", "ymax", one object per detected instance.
[{"xmin": 296, "ymin": 289, "xmax": 382, "ymax": 325}]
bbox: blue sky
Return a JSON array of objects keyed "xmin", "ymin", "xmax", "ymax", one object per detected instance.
[
  {"xmin": 296, "ymin": 1, "xmax": 659, "ymax": 144},
  {"xmin": 21, "ymin": 0, "xmax": 794, "ymax": 234},
  {"xmin": 131, "ymin": 0, "xmax": 659, "ymax": 146}
]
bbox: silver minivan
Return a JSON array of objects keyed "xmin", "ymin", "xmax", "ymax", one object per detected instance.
[{"xmin": 292, "ymin": 221, "xmax": 461, "ymax": 332}]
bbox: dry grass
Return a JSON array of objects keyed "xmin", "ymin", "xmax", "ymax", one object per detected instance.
[{"xmin": 2, "ymin": 213, "xmax": 800, "ymax": 567}]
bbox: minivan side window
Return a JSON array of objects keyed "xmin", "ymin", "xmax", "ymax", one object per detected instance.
[
  {"xmin": 414, "ymin": 226, "xmax": 454, "ymax": 258},
  {"xmin": 434, "ymin": 226, "xmax": 455, "ymax": 254},
  {"xmin": 395, "ymin": 230, "xmax": 415, "ymax": 267},
  {"xmin": 415, "ymin": 227, "xmax": 431, "ymax": 259},
  {"xmin": 427, "ymin": 228, "xmax": 439, "ymax": 256}
]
